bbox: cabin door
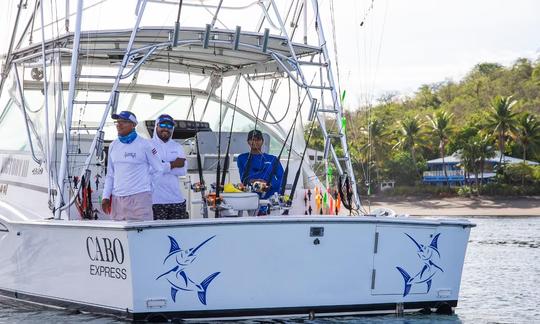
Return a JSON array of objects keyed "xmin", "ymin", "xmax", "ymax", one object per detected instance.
[{"xmin": 371, "ymin": 225, "xmax": 438, "ymax": 296}]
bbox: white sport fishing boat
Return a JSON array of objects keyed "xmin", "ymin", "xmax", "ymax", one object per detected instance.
[{"xmin": 0, "ymin": 0, "xmax": 474, "ymax": 321}]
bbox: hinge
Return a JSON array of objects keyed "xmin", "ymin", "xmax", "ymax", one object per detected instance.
[{"xmin": 374, "ymin": 231, "xmax": 379, "ymax": 253}]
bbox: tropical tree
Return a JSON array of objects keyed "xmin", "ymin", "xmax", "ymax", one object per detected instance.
[
  {"xmin": 361, "ymin": 119, "xmax": 390, "ymax": 180},
  {"xmin": 476, "ymin": 135, "xmax": 496, "ymax": 192},
  {"xmin": 393, "ymin": 116, "xmax": 425, "ymax": 177},
  {"xmin": 460, "ymin": 135, "xmax": 495, "ymax": 193},
  {"xmin": 485, "ymin": 95, "xmax": 518, "ymax": 163},
  {"xmin": 512, "ymin": 113, "xmax": 540, "ymax": 162},
  {"xmin": 427, "ymin": 111, "xmax": 454, "ymax": 185}
]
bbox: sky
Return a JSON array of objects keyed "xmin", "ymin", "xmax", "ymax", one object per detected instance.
[
  {"xmin": 1, "ymin": 0, "xmax": 539, "ymax": 109},
  {"xmin": 333, "ymin": 0, "xmax": 540, "ymax": 108}
]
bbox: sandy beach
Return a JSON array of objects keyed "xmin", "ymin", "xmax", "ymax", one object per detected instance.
[{"xmin": 364, "ymin": 196, "xmax": 540, "ymax": 217}]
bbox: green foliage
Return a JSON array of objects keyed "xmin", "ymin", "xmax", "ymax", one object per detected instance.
[
  {"xmin": 305, "ymin": 57, "xmax": 540, "ymax": 195},
  {"xmin": 383, "ymin": 152, "xmax": 426, "ymax": 186},
  {"xmin": 501, "ymin": 163, "xmax": 539, "ymax": 185},
  {"xmin": 457, "ymin": 185, "xmax": 477, "ymax": 197}
]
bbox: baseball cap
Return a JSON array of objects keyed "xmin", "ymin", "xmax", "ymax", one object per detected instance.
[
  {"xmin": 157, "ymin": 114, "xmax": 174, "ymax": 125},
  {"xmin": 247, "ymin": 129, "xmax": 263, "ymax": 140},
  {"xmin": 112, "ymin": 111, "xmax": 138, "ymax": 125}
]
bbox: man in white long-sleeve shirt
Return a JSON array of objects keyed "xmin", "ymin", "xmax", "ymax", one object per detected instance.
[
  {"xmin": 151, "ymin": 114, "xmax": 189, "ymax": 220},
  {"xmin": 101, "ymin": 111, "xmax": 183, "ymax": 221}
]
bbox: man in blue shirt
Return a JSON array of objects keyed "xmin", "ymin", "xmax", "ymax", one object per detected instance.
[{"xmin": 237, "ymin": 129, "xmax": 284, "ymax": 199}]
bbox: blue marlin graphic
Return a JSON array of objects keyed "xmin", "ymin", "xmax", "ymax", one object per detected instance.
[
  {"xmin": 396, "ymin": 233, "xmax": 444, "ymax": 297},
  {"xmin": 156, "ymin": 235, "xmax": 220, "ymax": 305}
]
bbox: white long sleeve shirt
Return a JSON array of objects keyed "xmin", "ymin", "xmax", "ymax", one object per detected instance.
[
  {"xmin": 151, "ymin": 135, "xmax": 188, "ymax": 204},
  {"xmin": 103, "ymin": 136, "xmax": 170, "ymax": 198}
]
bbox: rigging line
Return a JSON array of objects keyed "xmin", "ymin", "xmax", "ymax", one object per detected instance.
[
  {"xmin": 153, "ymin": 0, "xmax": 261, "ymax": 11},
  {"xmin": 241, "ymin": 71, "xmax": 267, "ymax": 186},
  {"xmin": 284, "ymin": 114, "xmax": 317, "ymax": 212},
  {"xmin": 369, "ymin": 0, "xmax": 387, "ymax": 105},
  {"xmin": 329, "ymin": 0, "xmax": 342, "ymax": 99},
  {"xmin": 30, "ymin": 0, "xmax": 107, "ymax": 33},
  {"xmin": 187, "ymin": 67, "xmax": 208, "ymax": 218},
  {"xmin": 279, "ymin": 85, "xmax": 301, "ymax": 196},
  {"xmin": 267, "ymin": 77, "xmax": 304, "ymax": 194},
  {"xmin": 220, "ymin": 74, "xmax": 241, "ymax": 188},
  {"xmin": 255, "ymin": 77, "xmax": 292, "ymax": 125}
]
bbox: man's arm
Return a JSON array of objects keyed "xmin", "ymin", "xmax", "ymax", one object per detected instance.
[
  {"xmin": 146, "ymin": 141, "xmax": 171, "ymax": 174},
  {"xmin": 169, "ymin": 144, "xmax": 187, "ymax": 176}
]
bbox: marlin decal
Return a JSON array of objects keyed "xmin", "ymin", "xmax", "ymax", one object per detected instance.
[
  {"xmin": 396, "ymin": 233, "xmax": 444, "ymax": 297},
  {"xmin": 156, "ymin": 235, "xmax": 220, "ymax": 305}
]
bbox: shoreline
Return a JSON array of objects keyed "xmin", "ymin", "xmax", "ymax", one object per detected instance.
[{"xmin": 362, "ymin": 196, "xmax": 540, "ymax": 217}]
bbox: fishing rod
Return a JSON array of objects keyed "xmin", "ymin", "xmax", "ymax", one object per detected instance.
[
  {"xmin": 187, "ymin": 68, "xmax": 208, "ymax": 218},
  {"xmin": 279, "ymin": 120, "xmax": 296, "ymax": 196},
  {"xmin": 214, "ymin": 82, "xmax": 223, "ymax": 218},
  {"xmin": 283, "ymin": 116, "xmax": 317, "ymax": 215},
  {"xmin": 221, "ymin": 76, "xmax": 241, "ymax": 188}
]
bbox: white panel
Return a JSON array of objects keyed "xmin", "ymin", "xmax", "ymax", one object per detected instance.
[{"xmin": 372, "ymin": 225, "xmax": 437, "ymax": 296}]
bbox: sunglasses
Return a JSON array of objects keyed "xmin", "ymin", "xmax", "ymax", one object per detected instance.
[
  {"xmin": 158, "ymin": 123, "xmax": 174, "ymax": 129},
  {"xmin": 114, "ymin": 120, "xmax": 132, "ymax": 125}
]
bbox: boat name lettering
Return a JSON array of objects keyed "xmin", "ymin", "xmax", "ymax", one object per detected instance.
[
  {"xmin": 0, "ymin": 157, "xmax": 29, "ymax": 177},
  {"xmin": 31, "ymin": 167, "xmax": 43, "ymax": 175},
  {"xmin": 86, "ymin": 236, "xmax": 125, "ymax": 264},
  {"xmin": 89, "ymin": 264, "xmax": 127, "ymax": 280}
]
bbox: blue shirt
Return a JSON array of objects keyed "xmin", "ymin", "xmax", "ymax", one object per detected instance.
[{"xmin": 237, "ymin": 152, "xmax": 284, "ymax": 199}]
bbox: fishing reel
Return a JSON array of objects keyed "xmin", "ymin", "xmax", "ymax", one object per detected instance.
[
  {"xmin": 191, "ymin": 182, "xmax": 206, "ymax": 192},
  {"xmin": 234, "ymin": 183, "xmax": 247, "ymax": 192},
  {"xmin": 251, "ymin": 180, "xmax": 269, "ymax": 194},
  {"xmin": 205, "ymin": 192, "xmax": 223, "ymax": 207}
]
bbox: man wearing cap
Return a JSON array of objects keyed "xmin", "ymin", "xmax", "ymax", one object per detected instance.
[
  {"xmin": 101, "ymin": 111, "xmax": 183, "ymax": 221},
  {"xmin": 237, "ymin": 129, "xmax": 284, "ymax": 200},
  {"xmin": 151, "ymin": 114, "xmax": 189, "ymax": 220}
]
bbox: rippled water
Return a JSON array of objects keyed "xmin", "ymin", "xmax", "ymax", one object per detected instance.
[{"xmin": 1, "ymin": 217, "xmax": 538, "ymax": 323}]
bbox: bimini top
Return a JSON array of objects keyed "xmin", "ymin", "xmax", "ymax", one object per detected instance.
[{"xmin": 10, "ymin": 27, "xmax": 322, "ymax": 77}]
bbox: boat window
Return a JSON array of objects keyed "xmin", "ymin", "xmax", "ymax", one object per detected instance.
[
  {"xmin": 0, "ymin": 100, "xmax": 37, "ymax": 151},
  {"xmin": 0, "ymin": 222, "xmax": 7, "ymax": 232}
]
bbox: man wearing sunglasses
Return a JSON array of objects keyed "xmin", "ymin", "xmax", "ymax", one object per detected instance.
[
  {"xmin": 102, "ymin": 111, "xmax": 175, "ymax": 221},
  {"xmin": 151, "ymin": 114, "xmax": 189, "ymax": 220}
]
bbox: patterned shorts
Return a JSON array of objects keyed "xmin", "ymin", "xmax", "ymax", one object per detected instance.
[{"xmin": 152, "ymin": 201, "xmax": 188, "ymax": 220}]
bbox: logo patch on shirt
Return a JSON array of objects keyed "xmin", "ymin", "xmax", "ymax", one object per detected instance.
[
  {"xmin": 124, "ymin": 152, "xmax": 136, "ymax": 159},
  {"xmin": 152, "ymin": 148, "xmax": 158, "ymax": 155}
]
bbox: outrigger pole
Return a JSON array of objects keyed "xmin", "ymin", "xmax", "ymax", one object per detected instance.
[{"xmin": 54, "ymin": 0, "xmax": 83, "ymax": 219}]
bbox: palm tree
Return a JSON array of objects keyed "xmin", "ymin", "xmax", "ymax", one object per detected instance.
[
  {"xmin": 476, "ymin": 135, "xmax": 496, "ymax": 193},
  {"xmin": 427, "ymin": 111, "xmax": 454, "ymax": 185},
  {"xmin": 512, "ymin": 113, "xmax": 540, "ymax": 162},
  {"xmin": 460, "ymin": 135, "xmax": 495, "ymax": 193},
  {"xmin": 485, "ymin": 95, "xmax": 518, "ymax": 163},
  {"xmin": 362, "ymin": 119, "xmax": 390, "ymax": 180},
  {"xmin": 393, "ymin": 116, "xmax": 425, "ymax": 177}
]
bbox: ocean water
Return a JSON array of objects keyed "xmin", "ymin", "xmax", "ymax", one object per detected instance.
[{"xmin": 0, "ymin": 217, "xmax": 538, "ymax": 323}]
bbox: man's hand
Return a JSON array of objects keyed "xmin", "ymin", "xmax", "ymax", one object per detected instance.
[
  {"xmin": 170, "ymin": 157, "xmax": 186, "ymax": 169},
  {"xmin": 102, "ymin": 198, "xmax": 111, "ymax": 214}
]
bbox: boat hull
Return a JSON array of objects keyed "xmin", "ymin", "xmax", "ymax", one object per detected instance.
[{"xmin": 0, "ymin": 213, "xmax": 472, "ymax": 320}]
